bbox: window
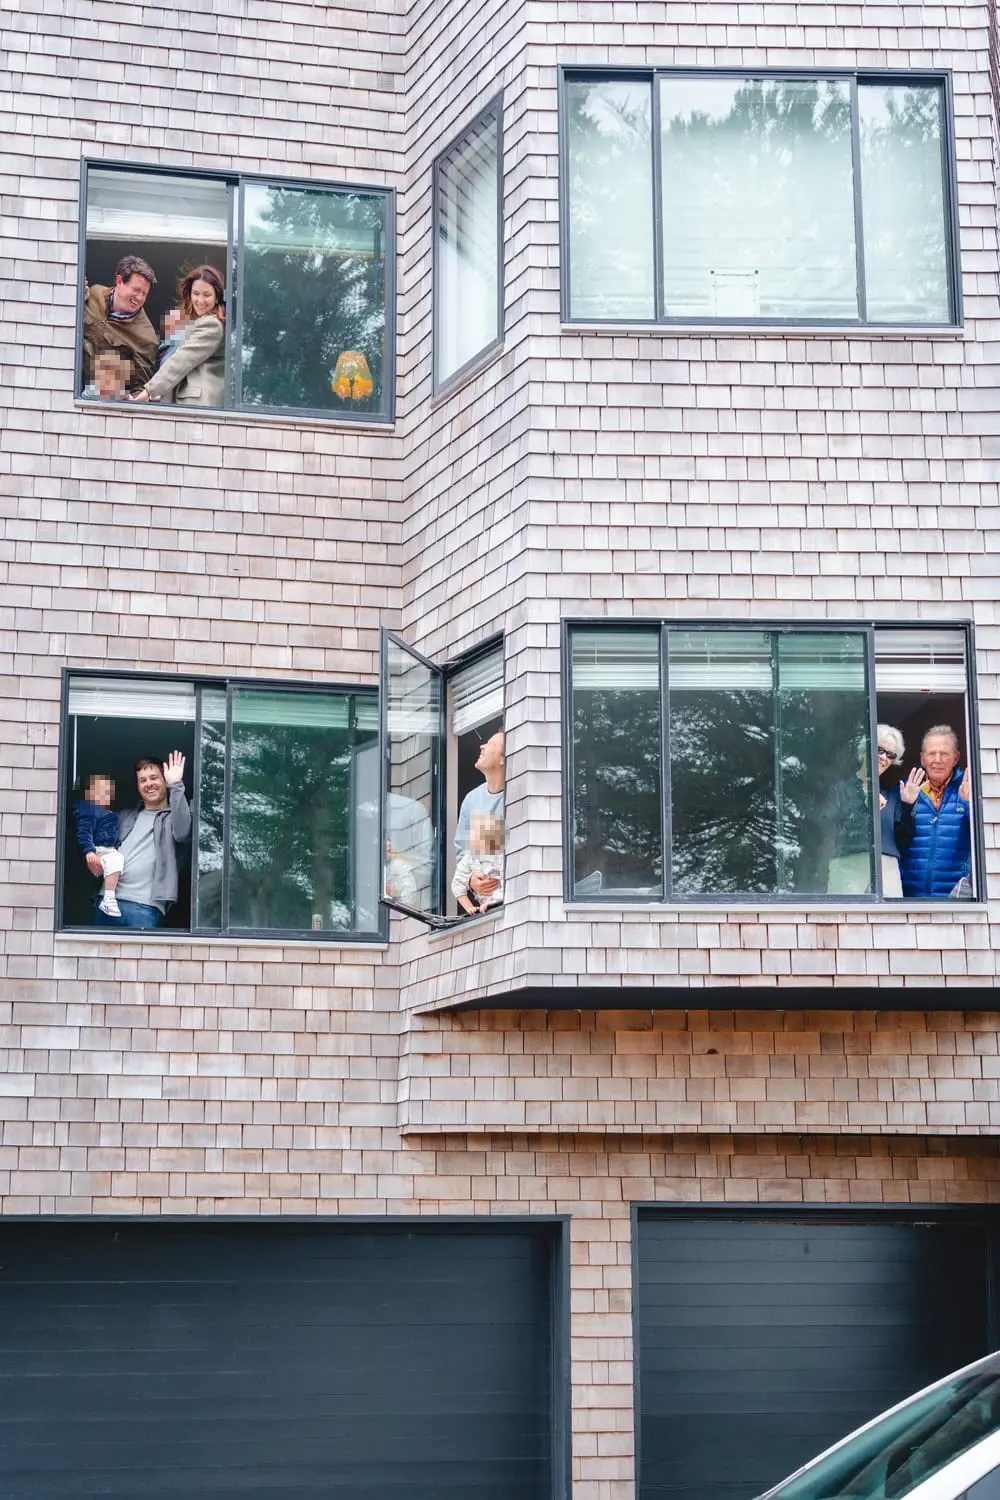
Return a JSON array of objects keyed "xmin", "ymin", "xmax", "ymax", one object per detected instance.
[
  {"xmin": 78, "ymin": 163, "xmax": 392, "ymax": 419},
  {"xmin": 60, "ymin": 674, "xmax": 382, "ymax": 938},
  {"xmin": 566, "ymin": 623, "xmax": 979, "ymax": 902},
  {"xmin": 562, "ymin": 71, "xmax": 958, "ymax": 326},
  {"xmin": 380, "ymin": 634, "xmax": 505, "ymax": 926},
  {"xmin": 433, "ymin": 98, "xmax": 504, "ymax": 389}
]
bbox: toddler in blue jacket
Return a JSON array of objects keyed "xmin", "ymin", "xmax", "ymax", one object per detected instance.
[{"xmin": 72, "ymin": 773, "xmax": 125, "ymax": 918}]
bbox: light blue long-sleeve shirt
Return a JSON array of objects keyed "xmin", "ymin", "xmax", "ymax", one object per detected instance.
[{"xmin": 454, "ymin": 783, "xmax": 504, "ymax": 856}]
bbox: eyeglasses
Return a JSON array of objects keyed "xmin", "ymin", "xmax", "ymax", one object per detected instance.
[{"xmin": 877, "ymin": 747, "xmax": 895, "ymax": 759}]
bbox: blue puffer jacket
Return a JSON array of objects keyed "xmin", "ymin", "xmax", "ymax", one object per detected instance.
[{"xmin": 899, "ymin": 769, "xmax": 971, "ymax": 898}]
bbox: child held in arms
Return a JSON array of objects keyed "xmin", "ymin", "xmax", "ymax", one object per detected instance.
[
  {"xmin": 81, "ymin": 349, "xmax": 132, "ymax": 402},
  {"xmin": 72, "ymin": 773, "xmax": 125, "ymax": 918},
  {"xmin": 451, "ymin": 813, "xmax": 505, "ymax": 916}
]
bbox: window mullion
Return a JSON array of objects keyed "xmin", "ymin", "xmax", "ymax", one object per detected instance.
[
  {"xmin": 233, "ymin": 182, "xmax": 246, "ymax": 410},
  {"xmin": 771, "ymin": 633, "xmax": 786, "ymax": 893},
  {"xmin": 850, "ymin": 76, "xmax": 869, "ymax": 323},
  {"xmin": 190, "ymin": 686, "xmax": 204, "ymax": 931},
  {"xmin": 651, "ymin": 73, "xmax": 666, "ymax": 321},
  {"xmin": 866, "ymin": 626, "xmax": 884, "ymax": 899},
  {"xmin": 221, "ymin": 684, "xmax": 234, "ymax": 935},
  {"xmin": 659, "ymin": 625, "xmax": 671, "ymax": 900}
]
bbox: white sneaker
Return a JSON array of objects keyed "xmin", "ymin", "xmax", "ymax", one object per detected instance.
[{"xmin": 99, "ymin": 893, "xmax": 121, "ymax": 918}]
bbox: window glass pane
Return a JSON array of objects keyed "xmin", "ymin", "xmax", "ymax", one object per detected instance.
[
  {"xmin": 83, "ymin": 169, "xmax": 229, "ymax": 400},
  {"xmin": 239, "ymin": 182, "xmax": 388, "ymax": 416},
  {"xmin": 776, "ymin": 633, "xmax": 873, "ymax": 896},
  {"xmin": 669, "ymin": 630, "xmax": 778, "ymax": 895},
  {"xmin": 194, "ymin": 688, "xmax": 226, "ymax": 931},
  {"xmin": 659, "ymin": 77, "xmax": 858, "ymax": 319},
  {"xmin": 436, "ymin": 108, "xmax": 501, "ymax": 385},
  {"xmin": 384, "ymin": 641, "xmax": 441, "ymax": 915},
  {"xmin": 570, "ymin": 629, "xmax": 662, "ymax": 896},
  {"xmin": 859, "ymin": 82, "xmax": 951, "ymax": 322},
  {"xmin": 566, "ymin": 78, "xmax": 655, "ymax": 319},
  {"xmin": 63, "ymin": 676, "xmax": 196, "ymax": 930},
  {"xmin": 226, "ymin": 688, "xmax": 378, "ymax": 934}
]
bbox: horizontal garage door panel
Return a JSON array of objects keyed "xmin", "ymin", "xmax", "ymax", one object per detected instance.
[
  {"xmin": 637, "ymin": 1214, "xmax": 993, "ymax": 1500},
  {"xmin": 0, "ymin": 1222, "xmax": 556, "ymax": 1500}
]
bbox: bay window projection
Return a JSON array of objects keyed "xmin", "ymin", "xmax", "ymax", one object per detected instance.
[
  {"xmin": 62, "ymin": 675, "xmax": 381, "ymax": 938},
  {"xmin": 563, "ymin": 71, "xmax": 957, "ymax": 326},
  {"xmin": 566, "ymin": 624, "xmax": 977, "ymax": 902}
]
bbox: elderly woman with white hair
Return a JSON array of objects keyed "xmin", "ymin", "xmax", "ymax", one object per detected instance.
[{"xmin": 876, "ymin": 723, "xmax": 921, "ymax": 898}]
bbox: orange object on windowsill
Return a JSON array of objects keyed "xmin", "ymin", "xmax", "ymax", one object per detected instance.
[{"xmin": 331, "ymin": 350, "xmax": 374, "ymax": 400}]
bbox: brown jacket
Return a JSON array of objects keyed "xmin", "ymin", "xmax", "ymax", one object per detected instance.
[{"xmin": 82, "ymin": 284, "xmax": 158, "ymax": 392}]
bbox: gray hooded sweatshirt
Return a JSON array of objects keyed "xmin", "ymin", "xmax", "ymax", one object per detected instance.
[{"xmin": 115, "ymin": 784, "xmax": 192, "ymax": 909}]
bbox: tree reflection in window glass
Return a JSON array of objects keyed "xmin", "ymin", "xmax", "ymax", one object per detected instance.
[
  {"xmin": 660, "ymin": 77, "xmax": 857, "ymax": 320},
  {"xmin": 227, "ymin": 688, "xmax": 377, "ymax": 933},
  {"xmin": 195, "ymin": 688, "xmax": 226, "ymax": 930},
  {"xmin": 776, "ymin": 632, "xmax": 873, "ymax": 895},
  {"xmin": 668, "ymin": 629, "xmax": 872, "ymax": 896},
  {"xmin": 859, "ymin": 83, "xmax": 950, "ymax": 323},
  {"xmin": 240, "ymin": 182, "xmax": 388, "ymax": 415},
  {"xmin": 566, "ymin": 78, "xmax": 655, "ymax": 319},
  {"xmin": 570, "ymin": 629, "xmax": 662, "ymax": 895},
  {"xmin": 669, "ymin": 630, "xmax": 778, "ymax": 895}
]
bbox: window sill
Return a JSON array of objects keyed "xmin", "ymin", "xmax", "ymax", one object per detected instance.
[
  {"xmin": 55, "ymin": 929, "xmax": 389, "ymax": 951},
  {"xmin": 560, "ymin": 321, "xmax": 965, "ymax": 339},
  {"xmin": 563, "ymin": 900, "xmax": 986, "ymax": 917},
  {"xmin": 422, "ymin": 906, "xmax": 506, "ymax": 941},
  {"xmin": 72, "ymin": 399, "xmax": 395, "ymax": 433},
  {"xmin": 430, "ymin": 338, "xmax": 505, "ymax": 407}
]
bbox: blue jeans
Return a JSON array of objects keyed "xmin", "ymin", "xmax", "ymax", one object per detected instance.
[{"xmin": 92, "ymin": 899, "xmax": 164, "ymax": 930}]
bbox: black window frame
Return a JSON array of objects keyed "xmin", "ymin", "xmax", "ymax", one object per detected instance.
[
  {"xmin": 76, "ymin": 158, "xmax": 396, "ymax": 424},
  {"xmin": 558, "ymin": 66, "xmax": 963, "ymax": 330},
  {"xmin": 56, "ymin": 667, "xmax": 387, "ymax": 943},
  {"xmin": 378, "ymin": 629, "xmax": 506, "ymax": 929},
  {"xmin": 561, "ymin": 618, "xmax": 984, "ymax": 906},
  {"xmin": 431, "ymin": 94, "xmax": 506, "ymax": 396}
]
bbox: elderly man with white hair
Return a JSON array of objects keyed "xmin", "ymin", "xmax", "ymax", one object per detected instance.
[{"xmin": 898, "ymin": 724, "xmax": 972, "ymax": 899}]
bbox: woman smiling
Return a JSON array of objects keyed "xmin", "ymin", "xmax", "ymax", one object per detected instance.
[{"xmin": 133, "ymin": 264, "xmax": 226, "ymax": 407}]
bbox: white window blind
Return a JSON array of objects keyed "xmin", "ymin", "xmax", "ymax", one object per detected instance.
[
  {"xmin": 571, "ymin": 630, "xmax": 660, "ymax": 691},
  {"xmin": 450, "ymin": 646, "xmax": 504, "ymax": 734},
  {"xmin": 873, "ymin": 629, "xmax": 967, "ymax": 693},
  {"xmin": 86, "ymin": 170, "xmax": 229, "ymax": 245},
  {"xmin": 667, "ymin": 630, "xmax": 771, "ymax": 691},
  {"xmin": 68, "ymin": 677, "xmax": 197, "ymax": 721},
  {"xmin": 231, "ymin": 690, "xmax": 366, "ymax": 730}
]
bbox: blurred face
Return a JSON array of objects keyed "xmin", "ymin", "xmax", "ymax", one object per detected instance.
[
  {"xmin": 113, "ymin": 273, "xmax": 151, "ymax": 314},
  {"xmin": 95, "ymin": 358, "xmax": 128, "ymax": 398},
  {"xmin": 136, "ymin": 762, "xmax": 167, "ymax": 809},
  {"xmin": 189, "ymin": 278, "xmax": 218, "ymax": 316},
  {"xmin": 88, "ymin": 776, "xmax": 114, "ymax": 808},
  {"xmin": 920, "ymin": 734, "xmax": 960, "ymax": 790},
  {"xmin": 475, "ymin": 731, "xmax": 504, "ymax": 779}
]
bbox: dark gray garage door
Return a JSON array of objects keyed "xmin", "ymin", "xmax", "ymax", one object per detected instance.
[
  {"xmin": 637, "ymin": 1211, "xmax": 999, "ymax": 1500},
  {"xmin": 0, "ymin": 1220, "xmax": 561, "ymax": 1499}
]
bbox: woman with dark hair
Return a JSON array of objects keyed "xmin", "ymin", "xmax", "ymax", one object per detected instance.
[{"xmin": 132, "ymin": 264, "xmax": 226, "ymax": 407}]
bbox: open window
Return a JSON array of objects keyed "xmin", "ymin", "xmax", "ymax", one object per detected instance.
[
  {"xmin": 60, "ymin": 672, "xmax": 383, "ymax": 939},
  {"xmin": 79, "ymin": 161, "xmax": 392, "ymax": 419},
  {"xmin": 379, "ymin": 634, "xmax": 505, "ymax": 927}
]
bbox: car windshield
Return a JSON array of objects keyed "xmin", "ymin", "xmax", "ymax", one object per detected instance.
[{"xmin": 760, "ymin": 1356, "xmax": 1000, "ymax": 1500}]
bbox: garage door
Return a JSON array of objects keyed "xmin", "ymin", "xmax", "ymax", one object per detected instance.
[
  {"xmin": 636, "ymin": 1211, "xmax": 999, "ymax": 1500},
  {"xmin": 0, "ymin": 1220, "xmax": 560, "ymax": 1499}
]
